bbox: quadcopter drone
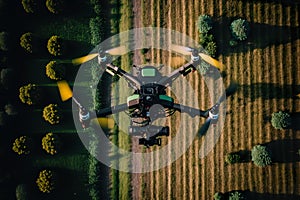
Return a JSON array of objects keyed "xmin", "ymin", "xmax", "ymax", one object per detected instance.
[{"xmin": 58, "ymin": 44, "xmax": 234, "ymax": 148}]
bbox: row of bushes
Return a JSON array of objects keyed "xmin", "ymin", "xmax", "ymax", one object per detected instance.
[
  {"xmin": 12, "ymin": 132, "xmax": 62, "ymax": 155},
  {"xmin": 21, "ymin": 0, "xmax": 64, "ymax": 14}
]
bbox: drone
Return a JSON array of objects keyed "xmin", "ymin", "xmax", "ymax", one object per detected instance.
[{"xmin": 57, "ymin": 44, "xmax": 235, "ymax": 147}]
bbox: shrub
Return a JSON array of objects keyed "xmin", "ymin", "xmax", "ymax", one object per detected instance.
[
  {"xmin": 197, "ymin": 14, "xmax": 213, "ymax": 34},
  {"xmin": 19, "ymin": 83, "xmax": 41, "ymax": 105},
  {"xmin": 199, "ymin": 33, "xmax": 214, "ymax": 47},
  {"xmin": 42, "ymin": 104, "xmax": 62, "ymax": 124},
  {"xmin": 89, "ymin": 16, "xmax": 104, "ymax": 46},
  {"xmin": 45, "ymin": 61, "xmax": 66, "ymax": 80},
  {"xmin": 205, "ymin": 41, "xmax": 217, "ymax": 57},
  {"xmin": 229, "ymin": 191, "xmax": 245, "ymax": 200},
  {"xmin": 12, "ymin": 136, "xmax": 32, "ymax": 155},
  {"xmin": 230, "ymin": 19, "xmax": 250, "ymax": 41},
  {"xmin": 225, "ymin": 152, "xmax": 241, "ymax": 164},
  {"xmin": 251, "ymin": 145, "xmax": 272, "ymax": 167},
  {"xmin": 4, "ymin": 103, "xmax": 18, "ymax": 115},
  {"xmin": 1, "ymin": 68, "xmax": 15, "ymax": 89},
  {"xmin": 47, "ymin": 35, "xmax": 63, "ymax": 56},
  {"xmin": 36, "ymin": 169, "xmax": 56, "ymax": 193},
  {"xmin": 46, "ymin": 0, "xmax": 64, "ymax": 14},
  {"xmin": 21, "ymin": 0, "xmax": 37, "ymax": 13},
  {"xmin": 214, "ymin": 192, "xmax": 224, "ymax": 200},
  {"xmin": 229, "ymin": 39, "xmax": 238, "ymax": 47},
  {"xmin": 197, "ymin": 61, "xmax": 210, "ymax": 76},
  {"xmin": 20, "ymin": 32, "xmax": 34, "ymax": 53},
  {"xmin": 0, "ymin": 31, "xmax": 9, "ymax": 51},
  {"xmin": 271, "ymin": 111, "xmax": 291, "ymax": 130},
  {"xmin": 42, "ymin": 133, "xmax": 62, "ymax": 155},
  {"xmin": 16, "ymin": 184, "xmax": 29, "ymax": 200}
]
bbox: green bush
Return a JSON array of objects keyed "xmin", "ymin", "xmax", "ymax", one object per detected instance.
[
  {"xmin": 20, "ymin": 32, "xmax": 34, "ymax": 53},
  {"xmin": 19, "ymin": 83, "xmax": 41, "ymax": 105},
  {"xmin": 197, "ymin": 14, "xmax": 213, "ymax": 34},
  {"xmin": 89, "ymin": 17, "xmax": 104, "ymax": 46},
  {"xmin": 45, "ymin": 61, "xmax": 66, "ymax": 80},
  {"xmin": 4, "ymin": 104, "xmax": 18, "ymax": 115},
  {"xmin": 42, "ymin": 133, "xmax": 62, "ymax": 155},
  {"xmin": 225, "ymin": 152, "xmax": 241, "ymax": 164},
  {"xmin": 229, "ymin": 191, "xmax": 245, "ymax": 200},
  {"xmin": 47, "ymin": 35, "xmax": 63, "ymax": 56},
  {"xmin": 12, "ymin": 136, "xmax": 32, "ymax": 155},
  {"xmin": 230, "ymin": 19, "xmax": 250, "ymax": 41},
  {"xmin": 251, "ymin": 145, "xmax": 272, "ymax": 167},
  {"xmin": 16, "ymin": 184, "xmax": 29, "ymax": 200},
  {"xmin": 0, "ymin": 31, "xmax": 9, "ymax": 51},
  {"xmin": 197, "ymin": 61, "xmax": 210, "ymax": 76},
  {"xmin": 271, "ymin": 111, "xmax": 291, "ymax": 130},
  {"xmin": 214, "ymin": 192, "xmax": 224, "ymax": 200},
  {"xmin": 1, "ymin": 68, "xmax": 15, "ymax": 89},
  {"xmin": 46, "ymin": 0, "xmax": 64, "ymax": 14},
  {"xmin": 205, "ymin": 41, "xmax": 217, "ymax": 57},
  {"xmin": 229, "ymin": 39, "xmax": 238, "ymax": 47},
  {"xmin": 199, "ymin": 33, "xmax": 214, "ymax": 47},
  {"xmin": 42, "ymin": 104, "xmax": 62, "ymax": 124},
  {"xmin": 36, "ymin": 169, "xmax": 56, "ymax": 193},
  {"xmin": 21, "ymin": 0, "xmax": 37, "ymax": 13}
]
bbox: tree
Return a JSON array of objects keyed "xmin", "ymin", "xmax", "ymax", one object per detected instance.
[
  {"xmin": 46, "ymin": 0, "xmax": 64, "ymax": 14},
  {"xmin": 271, "ymin": 111, "xmax": 291, "ymax": 130},
  {"xmin": 230, "ymin": 19, "xmax": 250, "ymax": 41},
  {"xmin": 47, "ymin": 35, "xmax": 63, "ymax": 56},
  {"xmin": 21, "ymin": 0, "xmax": 37, "ymax": 13},
  {"xmin": 225, "ymin": 152, "xmax": 241, "ymax": 164},
  {"xmin": 12, "ymin": 136, "xmax": 32, "ymax": 155},
  {"xmin": 229, "ymin": 191, "xmax": 245, "ymax": 200},
  {"xmin": 36, "ymin": 169, "xmax": 56, "ymax": 193},
  {"xmin": 1, "ymin": 68, "xmax": 15, "ymax": 89},
  {"xmin": 19, "ymin": 83, "xmax": 41, "ymax": 105},
  {"xmin": 42, "ymin": 104, "xmax": 62, "ymax": 124},
  {"xmin": 42, "ymin": 133, "xmax": 62, "ymax": 155},
  {"xmin": 20, "ymin": 32, "xmax": 34, "ymax": 53},
  {"xmin": 197, "ymin": 14, "xmax": 213, "ymax": 34},
  {"xmin": 251, "ymin": 145, "xmax": 272, "ymax": 167},
  {"xmin": 0, "ymin": 31, "xmax": 9, "ymax": 51},
  {"xmin": 4, "ymin": 103, "xmax": 18, "ymax": 115},
  {"xmin": 45, "ymin": 61, "xmax": 66, "ymax": 80},
  {"xmin": 197, "ymin": 61, "xmax": 210, "ymax": 76},
  {"xmin": 16, "ymin": 184, "xmax": 29, "ymax": 200},
  {"xmin": 205, "ymin": 41, "xmax": 217, "ymax": 57},
  {"xmin": 214, "ymin": 192, "xmax": 224, "ymax": 200}
]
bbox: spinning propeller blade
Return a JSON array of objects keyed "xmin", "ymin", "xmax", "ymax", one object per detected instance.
[
  {"xmin": 91, "ymin": 117, "xmax": 115, "ymax": 129},
  {"xmin": 57, "ymin": 80, "xmax": 73, "ymax": 101},
  {"xmin": 170, "ymin": 44, "xmax": 193, "ymax": 55},
  {"xmin": 105, "ymin": 46, "xmax": 127, "ymax": 55},
  {"xmin": 198, "ymin": 53, "xmax": 224, "ymax": 71},
  {"xmin": 71, "ymin": 53, "xmax": 98, "ymax": 65},
  {"xmin": 199, "ymin": 117, "xmax": 211, "ymax": 136},
  {"xmin": 171, "ymin": 56, "xmax": 187, "ymax": 68},
  {"xmin": 170, "ymin": 44, "xmax": 224, "ymax": 71}
]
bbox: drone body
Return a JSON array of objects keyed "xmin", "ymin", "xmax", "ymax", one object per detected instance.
[{"xmin": 58, "ymin": 45, "xmax": 231, "ymax": 147}]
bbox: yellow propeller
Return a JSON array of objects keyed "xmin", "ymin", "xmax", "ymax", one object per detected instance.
[
  {"xmin": 170, "ymin": 44, "xmax": 224, "ymax": 71},
  {"xmin": 71, "ymin": 53, "xmax": 98, "ymax": 65},
  {"xmin": 91, "ymin": 117, "xmax": 115, "ymax": 129},
  {"xmin": 57, "ymin": 80, "xmax": 73, "ymax": 101},
  {"xmin": 198, "ymin": 53, "xmax": 224, "ymax": 71}
]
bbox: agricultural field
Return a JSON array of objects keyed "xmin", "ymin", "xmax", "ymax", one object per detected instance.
[{"xmin": 0, "ymin": 0, "xmax": 299, "ymax": 200}]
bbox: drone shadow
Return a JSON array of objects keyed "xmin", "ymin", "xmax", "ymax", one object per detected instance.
[
  {"xmin": 240, "ymin": 83, "xmax": 300, "ymax": 101},
  {"xmin": 212, "ymin": 16, "xmax": 300, "ymax": 56}
]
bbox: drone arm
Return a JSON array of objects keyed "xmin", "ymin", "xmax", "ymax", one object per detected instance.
[
  {"xmin": 106, "ymin": 63, "xmax": 142, "ymax": 90},
  {"xmin": 96, "ymin": 103, "xmax": 128, "ymax": 117},
  {"xmin": 160, "ymin": 100, "xmax": 208, "ymax": 118},
  {"xmin": 158, "ymin": 61, "xmax": 197, "ymax": 87}
]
